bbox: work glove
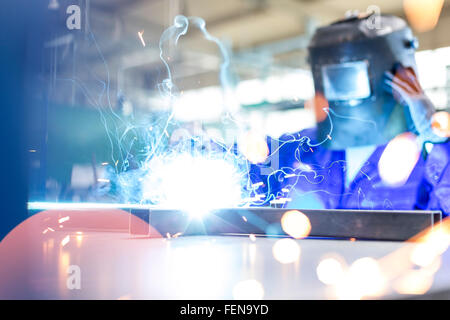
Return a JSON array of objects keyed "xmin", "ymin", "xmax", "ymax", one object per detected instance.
[{"xmin": 384, "ymin": 64, "xmax": 448, "ymax": 144}]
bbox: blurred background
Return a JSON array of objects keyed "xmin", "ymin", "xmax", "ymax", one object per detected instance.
[{"xmin": 22, "ymin": 0, "xmax": 450, "ymax": 203}]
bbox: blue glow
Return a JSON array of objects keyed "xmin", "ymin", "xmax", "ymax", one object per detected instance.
[
  {"xmin": 27, "ymin": 202, "xmax": 156, "ymax": 210},
  {"xmin": 91, "ymin": 15, "xmax": 336, "ymax": 211}
]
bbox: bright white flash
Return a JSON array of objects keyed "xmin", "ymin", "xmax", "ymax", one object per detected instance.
[
  {"xmin": 141, "ymin": 154, "xmax": 244, "ymax": 217},
  {"xmin": 378, "ymin": 132, "xmax": 420, "ymax": 186}
]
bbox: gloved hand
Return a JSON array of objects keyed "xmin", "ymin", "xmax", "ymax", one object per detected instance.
[{"xmin": 384, "ymin": 64, "xmax": 448, "ymax": 144}]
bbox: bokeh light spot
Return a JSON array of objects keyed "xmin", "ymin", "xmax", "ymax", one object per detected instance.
[
  {"xmin": 335, "ymin": 257, "xmax": 386, "ymax": 299},
  {"xmin": 272, "ymin": 238, "xmax": 301, "ymax": 264},
  {"xmin": 394, "ymin": 270, "xmax": 433, "ymax": 295},
  {"xmin": 378, "ymin": 132, "xmax": 420, "ymax": 186},
  {"xmin": 431, "ymin": 111, "xmax": 450, "ymax": 138},
  {"xmin": 238, "ymin": 132, "xmax": 269, "ymax": 164},
  {"xmin": 316, "ymin": 257, "xmax": 345, "ymax": 285},
  {"xmin": 404, "ymin": 0, "xmax": 444, "ymax": 32},
  {"xmin": 281, "ymin": 210, "xmax": 311, "ymax": 239}
]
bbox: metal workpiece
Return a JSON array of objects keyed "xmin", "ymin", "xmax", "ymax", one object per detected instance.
[{"xmin": 134, "ymin": 207, "xmax": 441, "ymax": 241}]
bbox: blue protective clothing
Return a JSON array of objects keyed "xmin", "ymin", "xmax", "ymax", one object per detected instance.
[{"xmin": 250, "ymin": 128, "xmax": 450, "ymax": 216}]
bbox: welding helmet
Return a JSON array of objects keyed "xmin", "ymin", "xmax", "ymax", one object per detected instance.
[{"xmin": 308, "ymin": 14, "xmax": 419, "ymax": 149}]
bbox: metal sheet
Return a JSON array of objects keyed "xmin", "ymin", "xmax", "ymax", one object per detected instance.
[
  {"xmin": 142, "ymin": 208, "xmax": 442, "ymax": 241},
  {"xmin": 27, "ymin": 204, "xmax": 442, "ymax": 241}
]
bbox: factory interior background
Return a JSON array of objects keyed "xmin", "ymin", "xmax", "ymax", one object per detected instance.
[
  {"xmin": 25, "ymin": 0, "xmax": 450, "ymax": 204},
  {"xmin": 3, "ymin": 0, "xmax": 450, "ymax": 302}
]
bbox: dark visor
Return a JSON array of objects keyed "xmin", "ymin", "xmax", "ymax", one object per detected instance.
[{"xmin": 321, "ymin": 61, "xmax": 371, "ymax": 101}]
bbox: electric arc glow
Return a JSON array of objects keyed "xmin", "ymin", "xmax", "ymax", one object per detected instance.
[
  {"xmin": 141, "ymin": 153, "xmax": 245, "ymax": 217},
  {"xmin": 107, "ymin": 15, "xmax": 330, "ymax": 208}
]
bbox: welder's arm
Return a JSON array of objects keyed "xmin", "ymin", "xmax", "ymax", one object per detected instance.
[
  {"xmin": 384, "ymin": 64, "xmax": 447, "ymax": 144},
  {"xmin": 420, "ymin": 143, "xmax": 450, "ymax": 217},
  {"xmin": 428, "ymin": 170, "xmax": 450, "ymax": 217}
]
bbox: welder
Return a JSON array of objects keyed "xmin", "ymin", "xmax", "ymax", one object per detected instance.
[{"xmin": 249, "ymin": 14, "xmax": 450, "ymax": 216}]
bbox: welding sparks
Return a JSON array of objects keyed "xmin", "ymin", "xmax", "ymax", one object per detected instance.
[
  {"xmin": 61, "ymin": 235, "xmax": 70, "ymax": 247},
  {"xmin": 137, "ymin": 30, "xmax": 146, "ymax": 47},
  {"xmin": 141, "ymin": 153, "xmax": 246, "ymax": 217},
  {"xmin": 243, "ymin": 194, "xmax": 265, "ymax": 202},
  {"xmin": 111, "ymin": 15, "xmax": 328, "ymax": 210},
  {"xmin": 58, "ymin": 216, "xmax": 70, "ymax": 224},
  {"xmin": 43, "ymin": 226, "xmax": 55, "ymax": 234},
  {"xmin": 269, "ymin": 198, "xmax": 291, "ymax": 205},
  {"xmin": 251, "ymin": 182, "xmax": 264, "ymax": 189}
]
